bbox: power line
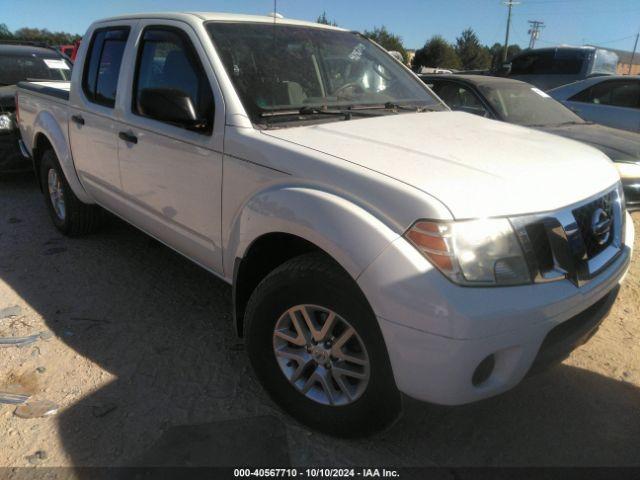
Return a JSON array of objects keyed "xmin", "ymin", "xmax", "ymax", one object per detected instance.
[
  {"xmin": 630, "ymin": 33, "xmax": 639, "ymax": 74},
  {"xmin": 527, "ymin": 20, "xmax": 545, "ymax": 48},
  {"xmin": 503, "ymin": 1, "xmax": 521, "ymax": 62}
]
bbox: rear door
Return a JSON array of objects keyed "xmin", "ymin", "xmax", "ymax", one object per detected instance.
[
  {"xmin": 116, "ymin": 20, "xmax": 225, "ymax": 273},
  {"xmin": 68, "ymin": 22, "xmax": 135, "ymax": 206},
  {"xmin": 565, "ymin": 79, "xmax": 640, "ymax": 132}
]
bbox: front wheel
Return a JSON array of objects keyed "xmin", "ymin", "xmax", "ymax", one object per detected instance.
[
  {"xmin": 40, "ymin": 149, "xmax": 103, "ymax": 236},
  {"xmin": 245, "ymin": 253, "xmax": 402, "ymax": 437}
]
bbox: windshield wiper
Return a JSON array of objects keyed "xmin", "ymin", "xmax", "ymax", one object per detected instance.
[
  {"xmin": 529, "ymin": 120, "xmax": 591, "ymax": 128},
  {"xmin": 299, "ymin": 106, "xmax": 354, "ymax": 119},
  {"xmin": 382, "ymin": 102, "xmax": 433, "ymax": 112},
  {"xmin": 259, "ymin": 106, "xmax": 382, "ymax": 121}
]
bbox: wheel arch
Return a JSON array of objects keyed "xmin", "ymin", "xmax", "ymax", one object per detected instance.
[
  {"xmin": 31, "ymin": 112, "xmax": 93, "ymax": 204},
  {"xmin": 227, "ymin": 186, "xmax": 400, "ymax": 337}
]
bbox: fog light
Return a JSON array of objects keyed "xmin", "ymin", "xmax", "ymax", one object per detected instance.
[
  {"xmin": 0, "ymin": 114, "xmax": 12, "ymax": 130},
  {"xmin": 472, "ymin": 354, "xmax": 495, "ymax": 386}
]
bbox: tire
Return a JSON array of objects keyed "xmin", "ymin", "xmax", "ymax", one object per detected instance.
[
  {"xmin": 245, "ymin": 252, "xmax": 402, "ymax": 437},
  {"xmin": 40, "ymin": 149, "xmax": 103, "ymax": 236}
]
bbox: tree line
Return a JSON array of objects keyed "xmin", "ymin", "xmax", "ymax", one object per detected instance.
[
  {"xmin": 317, "ymin": 12, "xmax": 522, "ymax": 72},
  {"xmin": 413, "ymin": 31, "xmax": 522, "ymax": 71},
  {"xmin": 0, "ymin": 23, "xmax": 81, "ymax": 45}
]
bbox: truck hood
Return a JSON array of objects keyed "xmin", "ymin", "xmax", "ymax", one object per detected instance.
[{"xmin": 263, "ymin": 111, "xmax": 620, "ymax": 219}]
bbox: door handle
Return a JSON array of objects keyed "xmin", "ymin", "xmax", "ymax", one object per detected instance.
[
  {"xmin": 71, "ymin": 115, "xmax": 84, "ymax": 125},
  {"xmin": 118, "ymin": 131, "xmax": 138, "ymax": 144}
]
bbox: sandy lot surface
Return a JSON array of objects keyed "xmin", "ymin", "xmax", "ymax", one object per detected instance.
[{"xmin": 0, "ymin": 172, "xmax": 639, "ymax": 469}]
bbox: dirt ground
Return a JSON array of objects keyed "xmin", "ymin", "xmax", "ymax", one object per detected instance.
[{"xmin": 0, "ymin": 172, "xmax": 639, "ymax": 469}]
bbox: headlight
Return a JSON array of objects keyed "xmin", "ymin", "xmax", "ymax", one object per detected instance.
[
  {"xmin": 0, "ymin": 114, "xmax": 13, "ymax": 131},
  {"xmin": 404, "ymin": 218, "xmax": 530, "ymax": 286},
  {"xmin": 615, "ymin": 162, "xmax": 640, "ymax": 182}
]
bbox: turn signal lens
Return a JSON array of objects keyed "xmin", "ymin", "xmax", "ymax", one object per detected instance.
[{"xmin": 404, "ymin": 221, "xmax": 456, "ymax": 274}]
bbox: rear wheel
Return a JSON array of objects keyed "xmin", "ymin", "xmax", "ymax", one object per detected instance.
[
  {"xmin": 40, "ymin": 149, "xmax": 103, "ymax": 236},
  {"xmin": 245, "ymin": 252, "xmax": 402, "ymax": 437}
]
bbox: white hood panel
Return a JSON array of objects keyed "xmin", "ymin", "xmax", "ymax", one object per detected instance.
[{"xmin": 264, "ymin": 112, "xmax": 620, "ymax": 218}]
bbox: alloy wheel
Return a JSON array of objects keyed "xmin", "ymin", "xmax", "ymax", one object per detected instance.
[
  {"xmin": 272, "ymin": 304, "xmax": 370, "ymax": 406},
  {"xmin": 47, "ymin": 168, "xmax": 66, "ymax": 221}
]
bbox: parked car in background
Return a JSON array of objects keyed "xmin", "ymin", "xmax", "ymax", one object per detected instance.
[
  {"xmin": 422, "ymin": 74, "xmax": 640, "ymax": 210},
  {"xmin": 17, "ymin": 12, "xmax": 634, "ymax": 436},
  {"xmin": 549, "ymin": 76, "xmax": 640, "ymax": 133},
  {"xmin": 500, "ymin": 46, "xmax": 618, "ymax": 90},
  {"xmin": 0, "ymin": 41, "xmax": 72, "ymax": 172},
  {"xmin": 59, "ymin": 40, "xmax": 81, "ymax": 62}
]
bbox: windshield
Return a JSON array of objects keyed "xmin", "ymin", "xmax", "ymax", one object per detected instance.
[
  {"xmin": 479, "ymin": 83, "xmax": 584, "ymax": 126},
  {"xmin": 0, "ymin": 54, "xmax": 72, "ymax": 85},
  {"xmin": 207, "ymin": 22, "xmax": 440, "ymax": 125}
]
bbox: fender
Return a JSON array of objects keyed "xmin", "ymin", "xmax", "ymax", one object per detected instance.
[
  {"xmin": 225, "ymin": 185, "xmax": 401, "ymax": 282},
  {"xmin": 32, "ymin": 110, "xmax": 94, "ymax": 205}
]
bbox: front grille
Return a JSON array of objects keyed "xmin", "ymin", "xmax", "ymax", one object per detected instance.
[
  {"xmin": 525, "ymin": 222, "xmax": 554, "ymax": 271},
  {"xmin": 511, "ymin": 186, "xmax": 624, "ymax": 286},
  {"xmin": 572, "ymin": 190, "xmax": 615, "ymax": 258}
]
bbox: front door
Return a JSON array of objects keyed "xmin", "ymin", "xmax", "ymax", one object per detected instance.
[{"xmin": 116, "ymin": 21, "xmax": 225, "ymax": 274}]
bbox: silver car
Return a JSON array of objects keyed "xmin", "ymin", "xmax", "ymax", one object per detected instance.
[{"xmin": 549, "ymin": 76, "xmax": 640, "ymax": 133}]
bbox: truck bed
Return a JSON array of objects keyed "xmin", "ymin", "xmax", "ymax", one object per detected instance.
[{"xmin": 17, "ymin": 81, "xmax": 70, "ymax": 101}]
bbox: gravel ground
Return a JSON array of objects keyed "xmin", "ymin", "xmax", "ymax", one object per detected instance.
[{"xmin": 0, "ymin": 172, "xmax": 639, "ymax": 469}]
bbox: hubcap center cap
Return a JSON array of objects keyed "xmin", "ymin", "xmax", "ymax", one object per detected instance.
[{"xmin": 311, "ymin": 345, "xmax": 330, "ymax": 364}]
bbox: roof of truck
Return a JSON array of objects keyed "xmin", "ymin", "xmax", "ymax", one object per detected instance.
[{"xmin": 95, "ymin": 11, "xmax": 346, "ymax": 31}]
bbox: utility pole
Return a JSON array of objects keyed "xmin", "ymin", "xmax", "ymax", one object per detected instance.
[
  {"xmin": 629, "ymin": 33, "xmax": 639, "ymax": 75},
  {"xmin": 503, "ymin": 1, "xmax": 521, "ymax": 63},
  {"xmin": 527, "ymin": 20, "xmax": 545, "ymax": 49}
]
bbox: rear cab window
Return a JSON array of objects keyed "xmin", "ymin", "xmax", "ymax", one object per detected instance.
[{"xmin": 82, "ymin": 27, "xmax": 130, "ymax": 107}]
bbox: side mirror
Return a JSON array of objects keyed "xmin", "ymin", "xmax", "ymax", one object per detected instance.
[{"xmin": 138, "ymin": 88, "xmax": 210, "ymax": 131}]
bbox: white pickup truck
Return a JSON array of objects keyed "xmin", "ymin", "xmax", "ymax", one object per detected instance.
[{"xmin": 16, "ymin": 12, "xmax": 634, "ymax": 436}]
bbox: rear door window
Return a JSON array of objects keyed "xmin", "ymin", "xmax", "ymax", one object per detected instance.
[
  {"xmin": 570, "ymin": 80, "xmax": 640, "ymax": 109},
  {"xmin": 82, "ymin": 27, "xmax": 130, "ymax": 107}
]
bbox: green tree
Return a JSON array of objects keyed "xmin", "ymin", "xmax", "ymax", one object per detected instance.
[
  {"xmin": 0, "ymin": 23, "xmax": 12, "ymax": 40},
  {"xmin": 455, "ymin": 28, "xmax": 491, "ymax": 70},
  {"xmin": 488, "ymin": 42, "xmax": 522, "ymax": 70},
  {"xmin": 412, "ymin": 35, "xmax": 461, "ymax": 71},
  {"xmin": 12, "ymin": 27, "xmax": 80, "ymax": 45},
  {"xmin": 316, "ymin": 12, "xmax": 337, "ymax": 26},
  {"xmin": 364, "ymin": 26, "xmax": 409, "ymax": 64}
]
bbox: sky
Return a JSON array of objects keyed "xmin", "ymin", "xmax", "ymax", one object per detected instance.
[{"xmin": 2, "ymin": 0, "xmax": 640, "ymax": 52}]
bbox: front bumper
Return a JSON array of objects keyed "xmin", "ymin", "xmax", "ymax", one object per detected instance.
[{"xmin": 357, "ymin": 213, "xmax": 634, "ymax": 405}]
